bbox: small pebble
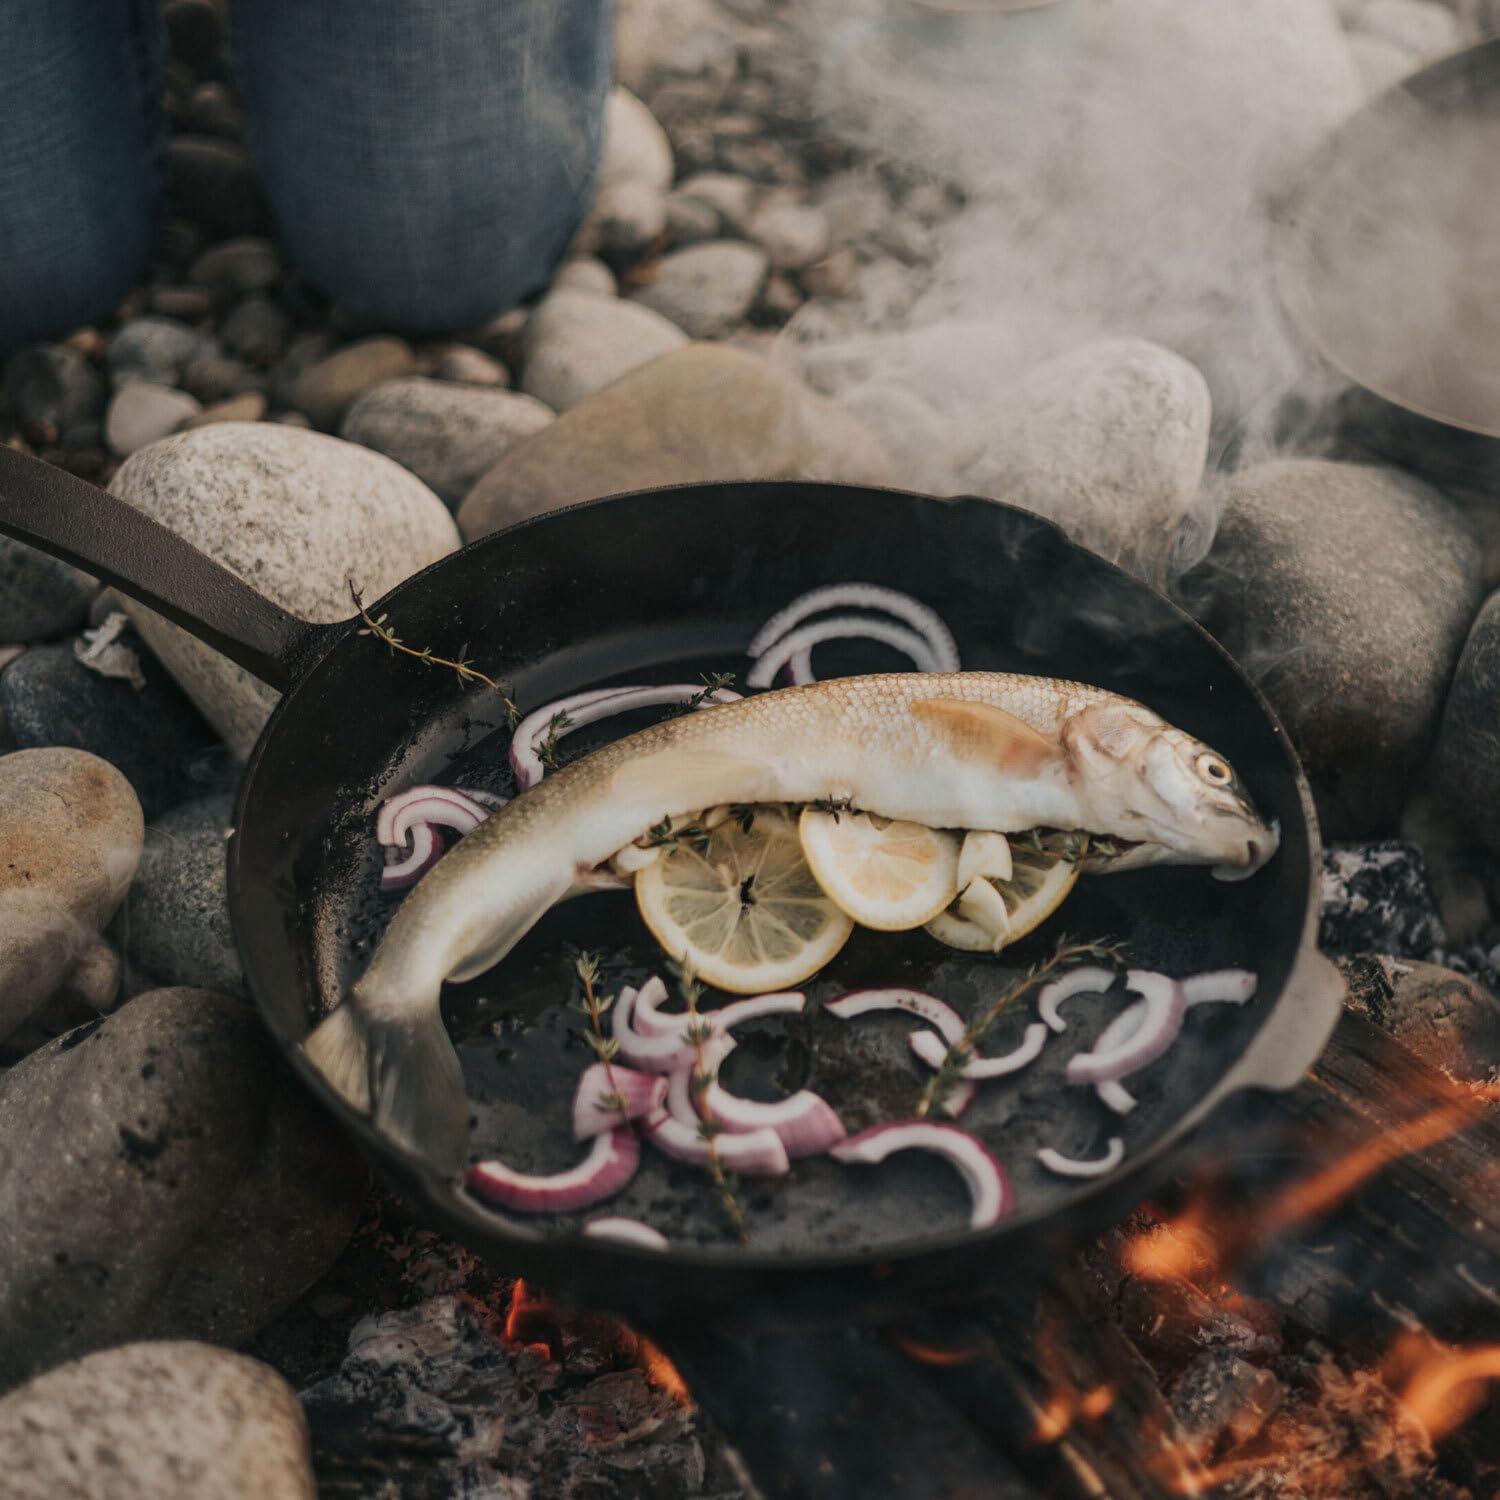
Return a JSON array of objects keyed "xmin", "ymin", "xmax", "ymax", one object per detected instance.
[
  {"xmin": 189, "ymin": 237, "xmax": 282, "ymax": 298},
  {"xmin": 799, "ymin": 247, "xmax": 858, "ymax": 298},
  {"xmin": 181, "ymin": 352, "xmax": 264, "ymax": 404},
  {"xmin": 167, "ymin": 136, "xmax": 268, "ymax": 239},
  {"xmin": 220, "ymin": 295, "xmax": 290, "ymax": 364},
  {"xmin": 106, "ymin": 315, "xmax": 216, "ymax": 388},
  {"xmin": 591, "ymin": 178, "xmax": 668, "ymax": 256},
  {"xmin": 631, "ymin": 240, "xmax": 769, "ymax": 338},
  {"xmin": 520, "ymin": 288, "xmax": 687, "ymax": 412},
  {"xmin": 430, "ymin": 345, "xmax": 510, "ymax": 386},
  {"xmin": 105, "ymin": 382, "xmax": 202, "ymax": 456},
  {"xmin": 552, "ymin": 256, "xmax": 618, "ymax": 298},
  {"xmin": 600, "ymin": 86, "xmax": 675, "ymax": 193},
  {"xmin": 182, "ymin": 391, "xmax": 268, "ymax": 428},
  {"xmin": 290, "ymin": 336, "xmax": 416, "ymax": 430},
  {"xmin": 3, "ymin": 345, "xmax": 105, "ymax": 433},
  {"xmin": 747, "ymin": 200, "xmax": 831, "ymax": 271}
]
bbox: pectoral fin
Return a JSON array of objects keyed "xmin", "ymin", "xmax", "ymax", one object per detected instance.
[{"xmin": 913, "ymin": 699, "xmax": 1065, "ymax": 776}]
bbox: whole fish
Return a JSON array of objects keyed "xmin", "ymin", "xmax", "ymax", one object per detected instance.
[{"xmin": 305, "ymin": 672, "xmax": 1277, "ymax": 1170}]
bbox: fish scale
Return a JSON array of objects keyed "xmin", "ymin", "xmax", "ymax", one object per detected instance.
[{"xmin": 303, "ymin": 671, "xmax": 1274, "ymax": 1171}]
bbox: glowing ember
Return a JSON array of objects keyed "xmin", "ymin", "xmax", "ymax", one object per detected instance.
[
  {"xmin": 1386, "ymin": 1333, "xmax": 1500, "ymax": 1443},
  {"xmin": 637, "ymin": 1334, "xmax": 694, "ymax": 1406},
  {"xmin": 891, "ymin": 1333, "xmax": 989, "ymax": 1367}
]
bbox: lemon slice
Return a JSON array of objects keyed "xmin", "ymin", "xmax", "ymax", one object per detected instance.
[
  {"xmin": 924, "ymin": 835, "xmax": 1081, "ymax": 953},
  {"xmin": 634, "ymin": 805, "xmax": 854, "ymax": 993},
  {"xmin": 798, "ymin": 808, "xmax": 961, "ymax": 931}
]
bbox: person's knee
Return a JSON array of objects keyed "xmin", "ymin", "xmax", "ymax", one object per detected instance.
[{"xmin": 234, "ymin": 0, "xmax": 613, "ymax": 333}]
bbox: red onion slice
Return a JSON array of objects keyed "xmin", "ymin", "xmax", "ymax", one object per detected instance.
[
  {"xmin": 509, "ymin": 683, "xmax": 740, "ymax": 791},
  {"xmin": 663, "ymin": 1036, "xmax": 737, "ymax": 1127},
  {"xmin": 825, "ymin": 988, "xmax": 974, "ymax": 1117},
  {"xmin": 1036, "ymin": 1136, "xmax": 1125, "ymax": 1179},
  {"xmin": 376, "ymin": 785, "xmax": 490, "ymax": 847},
  {"xmin": 1065, "ymin": 971, "xmax": 1187, "ymax": 1086},
  {"xmin": 641, "ymin": 1107, "xmax": 790, "ymax": 1176},
  {"xmin": 583, "ymin": 1216, "xmax": 669, "ymax": 1250},
  {"xmin": 748, "ymin": 584, "xmax": 961, "ymax": 672},
  {"xmin": 1097, "ymin": 1080, "xmax": 1138, "ymax": 1115},
  {"xmin": 748, "ymin": 616, "xmax": 942, "ymax": 689},
  {"xmin": 702, "ymin": 1081, "xmax": 846, "ymax": 1157},
  {"xmin": 908, "ymin": 1021, "xmax": 1050, "ymax": 1080},
  {"xmin": 1182, "ymin": 968, "xmax": 1257, "ymax": 1006},
  {"xmin": 380, "ymin": 822, "xmax": 444, "ymax": 892},
  {"xmin": 1036, "ymin": 965, "xmax": 1118, "ymax": 1034},
  {"xmin": 572, "ymin": 1062, "xmax": 668, "ymax": 1140},
  {"xmin": 633, "ymin": 978, "xmax": 806, "ymax": 1039},
  {"xmin": 825, "ymin": 988, "xmax": 967, "ymax": 1044},
  {"xmin": 829, "ymin": 1123, "xmax": 1012, "ymax": 1229},
  {"xmin": 612, "ymin": 983, "xmax": 737, "ymax": 1074},
  {"xmin": 467, "ymin": 1126, "xmax": 640, "ymax": 1214}
]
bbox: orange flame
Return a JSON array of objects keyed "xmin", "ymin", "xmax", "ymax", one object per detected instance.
[
  {"xmin": 892, "ymin": 1333, "xmax": 988, "ymax": 1367},
  {"xmin": 1383, "ymin": 1333, "xmax": 1500, "ymax": 1443},
  {"xmin": 637, "ymin": 1334, "xmax": 694, "ymax": 1406}
]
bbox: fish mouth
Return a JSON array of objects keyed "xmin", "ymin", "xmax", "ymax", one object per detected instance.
[{"xmin": 1211, "ymin": 820, "xmax": 1279, "ymax": 882}]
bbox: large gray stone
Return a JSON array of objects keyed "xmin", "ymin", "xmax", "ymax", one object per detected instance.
[
  {"xmin": 520, "ymin": 288, "xmax": 687, "ymax": 412},
  {"xmin": 630, "ymin": 240, "xmax": 769, "ymax": 338},
  {"xmin": 121, "ymin": 794, "xmax": 242, "ymax": 994},
  {"xmin": 458, "ymin": 343, "xmax": 893, "ymax": 538},
  {"xmin": 340, "ymin": 376, "xmax": 554, "ymax": 504},
  {"xmin": 1433, "ymin": 590, "xmax": 1500, "ymax": 855},
  {"xmin": 961, "ymin": 337, "xmax": 1211, "ymax": 586},
  {"xmin": 109, "ymin": 423, "xmax": 459, "ymax": 758},
  {"xmin": 0, "ymin": 748, "xmax": 142, "ymax": 1043},
  {"xmin": 1185, "ymin": 460, "xmax": 1482, "ymax": 837},
  {"xmin": 0, "ymin": 1342, "xmax": 315, "ymax": 1497},
  {"xmin": 0, "ymin": 987, "xmax": 366, "ymax": 1387},
  {"xmin": 0, "ymin": 539, "xmax": 96, "ymax": 642}
]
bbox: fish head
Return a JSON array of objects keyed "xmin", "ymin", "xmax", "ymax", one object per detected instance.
[{"xmin": 1062, "ymin": 701, "xmax": 1278, "ymax": 880}]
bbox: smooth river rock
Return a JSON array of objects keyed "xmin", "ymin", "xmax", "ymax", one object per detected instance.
[
  {"xmin": 631, "ymin": 240, "xmax": 769, "ymax": 338},
  {"xmin": 600, "ymin": 85, "xmax": 675, "ymax": 193},
  {"xmin": 0, "ymin": 538, "xmax": 96, "ymax": 642},
  {"xmin": 458, "ymin": 343, "xmax": 893, "ymax": 538},
  {"xmin": 109, "ymin": 423, "xmax": 459, "ymax": 758},
  {"xmin": 120, "ymin": 793, "xmax": 243, "ymax": 994},
  {"xmin": 0, "ymin": 987, "xmax": 366, "ymax": 1386},
  {"xmin": 1433, "ymin": 591, "xmax": 1500, "ymax": 856},
  {"xmin": 520, "ymin": 288, "xmax": 687, "ymax": 411},
  {"xmin": 0, "ymin": 1342, "xmax": 315, "ymax": 1497},
  {"xmin": 0, "ymin": 632, "xmax": 220, "ymax": 820},
  {"xmin": 104, "ymin": 381, "xmax": 202, "ymax": 456},
  {"xmin": 961, "ymin": 337, "xmax": 1212, "ymax": 586},
  {"xmin": 0, "ymin": 748, "xmax": 142, "ymax": 1043},
  {"xmin": 290, "ymin": 335, "xmax": 417, "ymax": 430},
  {"xmin": 340, "ymin": 376, "xmax": 554, "ymax": 505},
  {"xmin": 1184, "ymin": 459, "xmax": 1482, "ymax": 837}
]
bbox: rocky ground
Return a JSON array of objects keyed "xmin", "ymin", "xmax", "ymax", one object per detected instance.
[{"xmin": 3, "ymin": 0, "xmax": 1500, "ymax": 1495}]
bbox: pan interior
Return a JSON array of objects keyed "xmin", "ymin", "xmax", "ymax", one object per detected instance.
[
  {"xmin": 233, "ymin": 484, "xmax": 1310, "ymax": 1263},
  {"xmin": 1277, "ymin": 40, "xmax": 1500, "ymax": 437}
]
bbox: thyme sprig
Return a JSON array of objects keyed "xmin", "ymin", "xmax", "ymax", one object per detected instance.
[
  {"xmin": 349, "ymin": 580, "xmax": 518, "ymax": 724},
  {"xmin": 644, "ymin": 815, "xmax": 712, "ymax": 855},
  {"xmin": 665, "ymin": 670, "xmax": 738, "ymax": 717},
  {"xmin": 536, "ymin": 710, "xmax": 573, "ymax": 770},
  {"xmin": 572, "ymin": 951, "xmax": 620, "ymax": 1067},
  {"xmin": 916, "ymin": 936, "xmax": 1127, "ymax": 1118},
  {"xmin": 672, "ymin": 961, "xmax": 747, "ymax": 1241}
]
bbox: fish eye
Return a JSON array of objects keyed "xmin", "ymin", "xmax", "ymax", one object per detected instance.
[{"xmin": 1195, "ymin": 752, "xmax": 1233, "ymax": 787}]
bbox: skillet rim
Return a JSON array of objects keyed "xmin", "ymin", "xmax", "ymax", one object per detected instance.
[{"xmin": 228, "ymin": 478, "xmax": 1325, "ymax": 1277}]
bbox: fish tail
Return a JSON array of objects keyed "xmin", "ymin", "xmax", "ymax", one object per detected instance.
[{"xmin": 303, "ymin": 971, "xmax": 469, "ymax": 1174}]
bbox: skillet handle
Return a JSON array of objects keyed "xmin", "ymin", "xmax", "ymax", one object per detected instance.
[{"xmin": 0, "ymin": 445, "xmax": 322, "ymax": 691}]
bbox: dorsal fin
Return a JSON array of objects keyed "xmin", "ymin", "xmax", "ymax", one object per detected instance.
[{"xmin": 913, "ymin": 698, "xmax": 1065, "ymax": 776}]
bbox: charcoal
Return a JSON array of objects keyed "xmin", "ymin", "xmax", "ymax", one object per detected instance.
[{"xmin": 1320, "ymin": 842, "xmax": 1447, "ymax": 959}]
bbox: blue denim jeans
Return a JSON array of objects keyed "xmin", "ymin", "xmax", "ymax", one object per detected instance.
[{"xmin": 0, "ymin": 0, "xmax": 611, "ymax": 351}]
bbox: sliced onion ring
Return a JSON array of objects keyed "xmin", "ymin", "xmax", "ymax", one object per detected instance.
[
  {"xmin": 825, "ymin": 989, "xmax": 975, "ymax": 1117},
  {"xmin": 909, "ymin": 1021, "xmax": 1049, "ymax": 1080},
  {"xmin": 614, "ymin": 985, "xmax": 736, "ymax": 1075},
  {"xmin": 1036, "ymin": 1136, "xmax": 1125, "ymax": 1179},
  {"xmin": 701, "ymin": 1082, "xmax": 846, "ymax": 1158},
  {"xmin": 376, "ymin": 785, "xmax": 490, "ymax": 848},
  {"xmin": 1182, "ymin": 969, "xmax": 1257, "ymax": 1006},
  {"xmin": 748, "ymin": 584, "xmax": 961, "ymax": 672},
  {"xmin": 1036, "ymin": 965, "xmax": 1118, "ymax": 1034},
  {"xmin": 380, "ymin": 822, "xmax": 443, "ymax": 892},
  {"xmin": 641, "ymin": 1107, "xmax": 790, "ymax": 1176},
  {"xmin": 467, "ymin": 1126, "xmax": 639, "ymax": 1214},
  {"xmin": 509, "ymin": 683, "xmax": 740, "ymax": 791},
  {"xmin": 583, "ymin": 1216, "xmax": 669, "ymax": 1250},
  {"xmin": 748, "ymin": 616, "xmax": 942, "ymax": 689},
  {"xmin": 1097, "ymin": 1080, "xmax": 1138, "ymax": 1115},
  {"xmin": 1066, "ymin": 971, "xmax": 1187, "ymax": 1086},
  {"xmin": 634, "ymin": 979, "xmax": 805, "ymax": 1040},
  {"xmin": 572, "ymin": 1062, "xmax": 668, "ymax": 1140},
  {"xmin": 830, "ymin": 1122, "xmax": 1011, "ymax": 1230}
]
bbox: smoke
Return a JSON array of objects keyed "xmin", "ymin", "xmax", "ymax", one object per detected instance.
[{"xmin": 786, "ymin": 0, "xmax": 1374, "ymax": 565}]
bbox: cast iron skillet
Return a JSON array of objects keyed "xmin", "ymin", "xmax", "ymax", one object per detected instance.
[
  {"xmin": 0, "ymin": 447, "xmax": 1341, "ymax": 1338},
  {"xmin": 1274, "ymin": 37, "xmax": 1500, "ymax": 491}
]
